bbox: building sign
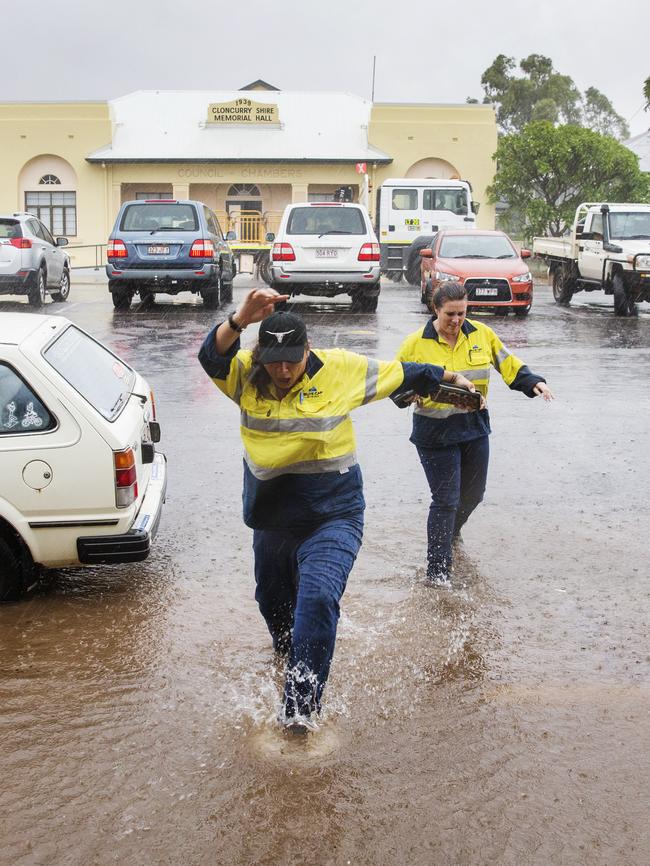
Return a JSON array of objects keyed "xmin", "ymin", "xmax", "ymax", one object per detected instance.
[{"xmin": 207, "ymin": 98, "xmax": 281, "ymax": 126}]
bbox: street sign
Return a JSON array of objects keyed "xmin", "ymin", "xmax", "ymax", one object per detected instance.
[{"xmin": 355, "ymin": 162, "xmax": 367, "ymax": 175}]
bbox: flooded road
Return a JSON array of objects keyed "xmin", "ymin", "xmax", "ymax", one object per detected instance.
[{"xmin": 1, "ymin": 275, "xmax": 649, "ymax": 865}]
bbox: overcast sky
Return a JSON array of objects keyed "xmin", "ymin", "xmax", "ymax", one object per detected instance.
[{"xmin": 4, "ymin": 0, "xmax": 648, "ymax": 137}]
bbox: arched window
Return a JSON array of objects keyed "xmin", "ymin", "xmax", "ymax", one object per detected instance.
[
  {"xmin": 39, "ymin": 174, "xmax": 61, "ymax": 185},
  {"xmin": 227, "ymin": 184, "xmax": 261, "ymax": 197}
]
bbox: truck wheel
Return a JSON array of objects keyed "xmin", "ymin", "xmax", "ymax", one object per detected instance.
[
  {"xmin": 385, "ymin": 270, "xmax": 403, "ymax": 283},
  {"xmin": 0, "ymin": 536, "xmax": 26, "ymax": 602},
  {"xmin": 552, "ymin": 267, "xmax": 574, "ymax": 306},
  {"xmin": 612, "ymin": 272, "xmax": 636, "ymax": 317},
  {"xmin": 28, "ymin": 267, "xmax": 47, "ymax": 307},
  {"xmin": 405, "ymin": 235, "xmax": 436, "ymax": 286}
]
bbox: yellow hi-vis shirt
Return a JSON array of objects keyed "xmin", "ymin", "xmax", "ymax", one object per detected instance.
[
  {"xmin": 396, "ymin": 317, "xmax": 543, "ymax": 447},
  {"xmin": 212, "ymin": 346, "xmax": 405, "ymax": 479}
]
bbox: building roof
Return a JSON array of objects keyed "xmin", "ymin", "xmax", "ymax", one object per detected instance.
[
  {"xmin": 240, "ymin": 79, "xmax": 280, "ymax": 91},
  {"xmin": 87, "ymin": 90, "xmax": 392, "ymax": 164},
  {"xmin": 623, "ymin": 128, "xmax": 650, "ymax": 172}
]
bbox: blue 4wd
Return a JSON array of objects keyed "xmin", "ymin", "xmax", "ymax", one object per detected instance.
[{"xmin": 106, "ymin": 199, "xmax": 235, "ymax": 309}]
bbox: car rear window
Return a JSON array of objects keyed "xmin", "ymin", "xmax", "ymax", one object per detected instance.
[
  {"xmin": 0, "ymin": 219, "xmax": 22, "ymax": 239},
  {"xmin": 0, "ymin": 364, "xmax": 55, "ymax": 434},
  {"xmin": 438, "ymin": 234, "xmax": 517, "ymax": 259},
  {"xmin": 286, "ymin": 207, "xmax": 366, "ymax": 236},
  {"xmin": 43, "ymin": 326, "xmax": 136, "ymax": 422},
  {"xmin": 120, "ymin": 203, "xmax": 199, "ymax": 232}
]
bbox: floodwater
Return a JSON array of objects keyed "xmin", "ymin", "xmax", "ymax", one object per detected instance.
[{"xmin": 1, "ymin": 276, "xmax": 649, "ymax": 866}]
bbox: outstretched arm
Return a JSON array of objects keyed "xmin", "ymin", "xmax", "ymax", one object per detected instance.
[{"xmin": 214, "ymin": 288, "xmax": 289, "ymax": 355}]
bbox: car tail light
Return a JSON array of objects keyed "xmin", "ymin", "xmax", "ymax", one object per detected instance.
[
  {"xmin": 358, "ymin": 243, "xmax": 380, "ymax": 262},
  {"xmin": 189, "ymin": 239, "xmax": 215, "ymax": 258},
  {"xmin": 9, "ymin": 238, "xmax": 32, "ymax": 249},
  {"xmin": 107, "ymin": 239, "xmax": 128, "ymax": 259},
  {"xmin": 145, "ymin": 199, "xmax": 176, "ymax": 203},
  {"xmin": 309, "ymin": 203, "xmax": 342, "ymax": 206},
  {"xmin": 114, "ymin": 447, "xmax": 138, "ymax": 507},
  {"xmin": 149, "ymin": 389, "xmax": 157, "ymax": 420},
  {"xmin": 272, "ymin": 242, "xmax": 296, "ymax": 262}
]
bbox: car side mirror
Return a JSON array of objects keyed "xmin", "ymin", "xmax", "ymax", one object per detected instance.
[
  {"xmin": 56, "ymin": 237, "xmax": 69, "ymax": 246},
  {"xmin": 419, "ymin": 248, "xmax": 433, "ymax": 258},
  {"xmin": 520, "ymin": 249, "xmax": 531, "ymax": 259},
  {"xmin": 265, "ymin": 232, "xmax": 276, "ymax": 243},
  {"xmin": 225, "ymin": 230, "xmax": 236, "ymax": 241},
  {"xmin": 471, "ymin": 202, "xmax": 480, "ymax": 215}
]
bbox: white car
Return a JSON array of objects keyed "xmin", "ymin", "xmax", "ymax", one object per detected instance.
[
  {"xmin": 0, "ymin": 313, "xmax": 167, "ymax": 601},
  {"xmin": 269, "ymin": 202, "xmax": 381, "ymax": 311},
  {"xmin": 0, "ymin": 213, "xmax": 71, "ymax": 306}
]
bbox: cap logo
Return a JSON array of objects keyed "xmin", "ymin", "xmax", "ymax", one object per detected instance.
[{"xmin": 266, "ymin": 329, "xmax": 295, "ymax": 345}]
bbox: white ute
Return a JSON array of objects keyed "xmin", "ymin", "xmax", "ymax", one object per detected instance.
[
  {"xmin": 533, "ymin": 203, "xmax": 650, "ymax": 316},
  {"xmin": 0, "ymin": 313, "xmax": 167, "ymax": 601}
]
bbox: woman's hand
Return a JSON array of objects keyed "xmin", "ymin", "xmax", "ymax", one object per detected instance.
[
  {"xmin": 443, "ymin": 371, "xmax": 476, "ymax": 392},
  {"xmin": 533, "ymin": 382, "xmax": 554, "ymax": 401},
  {"xmin": 236, "ymin": 288, "xmax": 290, "ymax": 327}
]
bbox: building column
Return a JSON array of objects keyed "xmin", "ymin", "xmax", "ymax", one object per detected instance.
[
  {"xmin": 173, "ymin": 182, "xmax": 190, "ymax": 200},
  {"xmin": 111, "ymin": 183, "xmax": 122, "ymax": 219},
  {"xmin": 291, "ymin": 183, "xmax": 309, "ymax": 203}
]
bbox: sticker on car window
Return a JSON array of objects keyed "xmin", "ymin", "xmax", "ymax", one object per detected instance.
[
  {"xmin": 21, "ymin": 402, "xmax": 44, "ymax": 429},
  {"xmin": 4, "ymin": 401, "xmax": 18, "ymax": 429}
]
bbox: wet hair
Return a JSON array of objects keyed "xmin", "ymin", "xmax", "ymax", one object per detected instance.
[
  {"xmin": 432, "ymin": 282, "xmax": 467, "ymax": 310},
  {"xmin": 248, "ymin": 342, "xmax": 274, "ymax": 398}
]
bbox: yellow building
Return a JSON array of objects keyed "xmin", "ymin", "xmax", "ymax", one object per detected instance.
[{"xmin": 0, "ymin": 81, "xmax": 497, "ymax": 268}]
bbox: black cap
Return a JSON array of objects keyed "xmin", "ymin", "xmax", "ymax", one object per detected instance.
[{"xmin": 258, "ymin": 311, "xmax": 308, "ymax": 363}]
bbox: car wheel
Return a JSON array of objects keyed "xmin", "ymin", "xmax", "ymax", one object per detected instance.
[
  {"xmin": 613, "ymin": 272, "xmax": 636, "ymax": 317},
  {"xmin": 352, "ymin": 293, "xmax": 379, "ymax": 312},
  {"xmin": 220, "ymin": 279, "xmax": 233, "ymax": 303},
  {"xmin": 51, "ymin": 267, "xmax": 70, "ymax": 302},
  {"xmin": 139, "ymin": 289, "xmax": 155, "ymax": 305},
  {"xmin": 423, "ymin": 278, "xmax": 433, "ymax": 309},
  {"xmin": 552, "ymin": 266, "xmax": 574, "ymax": 306},
  {"xmin": 0, "ymin": 536, "xmax": 26, "ymax": 603},
  {"xmin": 28, "ymin": 267, "xmax": 47, "ymax": 307},
  {"xmin": 258, "ymin": 254, "xmax": 273, "ymax": 286},
  {"xmin": 201, "ymin": 272, "xmax": 221, "ymax": 307},
  {"xmin": 111, "ymin": 288, "xmax": 132, "ymax": 310},
  {"xmin": 514, "ymin": 305, "xmax": 531, "ymax": 317},
  {"xmin": 385, "ymin": 270, "xmax": 403, "ymax": 283}
]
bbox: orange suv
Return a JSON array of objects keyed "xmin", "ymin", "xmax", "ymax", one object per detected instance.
[{"xmin": 420, "ymin": 230, "xmax": 533, "ymax": 317}]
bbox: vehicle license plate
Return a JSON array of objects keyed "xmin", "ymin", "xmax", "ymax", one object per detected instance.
[
  {"xmin": 148, "ymin": 245, "xmax": 169, "ymax": 255},
  {"xmin": 475, "ymin": 287, "xmax": 498, "ymax": 296},
  {"xmin": 315, "ymin": 248, "xmax": 338, "ymax": 258}
]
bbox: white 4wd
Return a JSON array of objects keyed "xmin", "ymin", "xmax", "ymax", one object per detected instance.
[
  {"xmin": 270, "ymin": 202, "xmax": 381, "ymax": 311},
  {"xmin": 0, "ymin": 313, "xmax": 167, "ymax": 601}
]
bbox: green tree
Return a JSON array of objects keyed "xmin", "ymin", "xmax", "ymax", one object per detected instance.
[
  {"xmin": 583, "ymin": 87, "xmax": 629, "ymax": 139},
  {"xmin": 487, "ymin": 122, "xmax": 649, "ymax": 238},
  {"xmin": 479, "ymin": 54, "xmax": 581, "ymax": 133},
  {"xmin": 476, "ymin": 54, "xmax": 627, "ymax": 139}
]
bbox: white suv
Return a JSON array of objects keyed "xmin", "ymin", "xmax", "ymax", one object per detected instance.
[
  {"xmin": 0, "ymin": 313, "xmax": 167, "ymax": 601},
  {"xmin": 269, "ymin": 202, "xmax": 381, "ymax": 311},
  {"xmin": 0, "ymin": 213, "xmax": 71, "ymax": 306}
]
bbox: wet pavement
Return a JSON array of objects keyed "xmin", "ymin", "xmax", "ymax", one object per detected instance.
[{"xmin": 1, "ymin": 274, "xmax": 649, "ymax": 866}]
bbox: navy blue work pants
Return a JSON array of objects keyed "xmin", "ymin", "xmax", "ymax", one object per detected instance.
[
  {"xmin": 416, "ymin": 435, "xmax": 489, "ymax": 579},
  {"xmin": 253, "ymin": 515, "xmax": 364, "ymax": 718}
]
